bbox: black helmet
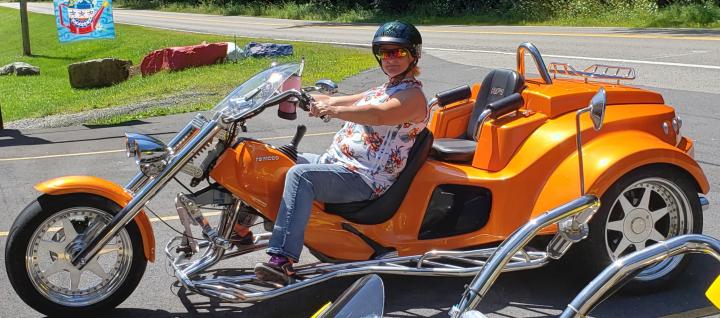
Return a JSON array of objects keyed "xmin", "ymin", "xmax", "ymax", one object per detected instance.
[{"xmin": 372, "ymin": 21, "xmax": 422, "ymax": 58}]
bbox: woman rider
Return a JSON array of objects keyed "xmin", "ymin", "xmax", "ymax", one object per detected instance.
[{"xmin": 254, "ymin": 21, "xmax": 428, "ymax": 284}]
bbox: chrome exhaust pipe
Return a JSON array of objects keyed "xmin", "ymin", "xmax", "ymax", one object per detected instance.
[
  {"xmin": 450, "ymin": 194, "xmax": 600, "ymax": 318},
  {"xmin": 560, "ymin": 234, "xmax": 720, "ymax": 318}
]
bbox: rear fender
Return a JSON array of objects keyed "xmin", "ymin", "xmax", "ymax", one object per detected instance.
[
  {"xmin": 35, "ymin": 176, "xmax": 156, "ymax": 262},
  {"xmin": 532, "ymin": 131, "xmax": 709, "ymax": 234}
]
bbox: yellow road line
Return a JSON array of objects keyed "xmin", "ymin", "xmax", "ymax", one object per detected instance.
[
  {"xmin": 0, "ymin": 211, "xmax": 223, "ymax": 238},
  {"xmin": 0, "ymin": 131, "xmax": 336, "ymax": 162},
  {"xmin": 119, "ymin": 12, "xmax": 720, "ymax": 41}
]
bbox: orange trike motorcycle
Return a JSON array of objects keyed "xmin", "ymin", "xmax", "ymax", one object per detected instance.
[{"xmin": 4, "ymin": 43, "xmax": 710, "ymax": 316}]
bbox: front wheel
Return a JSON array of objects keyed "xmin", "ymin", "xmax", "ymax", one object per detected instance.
[
  {"xmin": 574, "ymin": 165, "xmax": 703, "ymax": 293},
  {"xmin": 5, "ymin": 193, "xmax": 147, "ymax": 316}
]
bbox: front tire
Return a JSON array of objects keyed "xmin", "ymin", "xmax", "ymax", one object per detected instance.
[
  {"xmin": 576, "ymin": 165, "xmax": 702, "ymax": 293},
  {"xmin": 5, "ymin": 194, "xmax": 147, "ymax": 316}
]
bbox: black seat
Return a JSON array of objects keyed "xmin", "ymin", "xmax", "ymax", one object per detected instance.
[
  {"xmin": 431, "ymin": 69, "xmax": 525, "ymax": 163},
  {"xmin": 325, "ymin": 128, "xmax": 433, "ymax": 225}
]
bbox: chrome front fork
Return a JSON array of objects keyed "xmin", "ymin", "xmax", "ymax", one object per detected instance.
[{"xmin": 71, "ymin": 117, "xmax": 224, "ymax": 268}]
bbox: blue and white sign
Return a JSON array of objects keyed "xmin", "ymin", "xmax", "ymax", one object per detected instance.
[{"xmin": 54, "ymin": 0, "xmax": 115, "ymax": 43}]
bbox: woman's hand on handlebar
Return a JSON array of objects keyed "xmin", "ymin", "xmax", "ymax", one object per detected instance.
[{"xmin": 310, "ymin": 98, "xmax": 336, "ymax": 119}]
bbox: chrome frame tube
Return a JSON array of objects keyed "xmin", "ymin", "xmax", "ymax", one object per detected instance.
[
  {"xmin": 451, "ymin": 195, "xmax": 599, "ymax": 317},
  {"xmin": 517, "ymin": 42, "xmax": 553, "ymax": 85},
  {"xmin": 72, "ymin": 119, "xmax": 223, "ymax": 267},
  {"xmin": 124, "ymin": 173, "xmax": 149, "ymax": 194},
  {"xmin": 560, "ymin": 234, "xmax": 720, "ymax": 318},
  {"xmin": 575, "ymin": 107, "xmax": 591, "ymax": 196},
  {"xmin": 164, "ymin": 234, "xmax": 549, "ymax": 302},
  {"xmin": 179, "ymin": 251, "xmax": 549, "ymax": 302},
  {"xmin": 427, "ymin": 97, "xmax": 438, "ymax": 109},
  {"xmin": 473, "ymin": 109, "xmax": 492, "ymax": 139}
]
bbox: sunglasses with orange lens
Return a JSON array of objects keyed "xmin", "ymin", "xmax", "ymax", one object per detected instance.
[{"xmin": 375, "ymin": 48, "xmax": 410, "ymax": 60}]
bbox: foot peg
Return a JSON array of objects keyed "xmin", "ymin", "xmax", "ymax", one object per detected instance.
[{"xmin": 176, "ymin": 193, "xmax": 231, "ymax": 250}]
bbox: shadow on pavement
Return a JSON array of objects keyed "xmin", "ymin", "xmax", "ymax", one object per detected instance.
[
  {"xmin": 84, "ymin": 120, "xmax": 151, "ymax": 129},
  {"xmin": 0, "ymin": 129, "xmax": 49, "ymax": 147},
  {"xmin": 107, "ymin": 255, "xmax": 719, "ymax": 318},
  {"xmin": 0, "ymin": 129, "xmax": 178, "ymax": 148}
]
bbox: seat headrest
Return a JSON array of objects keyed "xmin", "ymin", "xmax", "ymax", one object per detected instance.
[{"xmin": 466, "ymin": 69, "xmax": 525, "ymax": 140}]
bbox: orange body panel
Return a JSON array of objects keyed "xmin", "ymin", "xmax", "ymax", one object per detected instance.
[
  {"xmin": 522, "ymin": 79, "xmax": 665, "ymax": 118},
  {"xmin": 208, "ymin": 78, "xmax": 709, "ymax": 261},
  {"xmin": 473, "ymin": 112, "xmax": 548, "ymax": 171},
  {"xmin": 34, "ymin": 176, "xmax": 156, "ymax": 262},
  {"xmin": 210, "ymin": 140, "xmax": 294, "ymax": 221},
  {"xmin": 428, "ymin": 83, "xmax": 480, "ymax": 138}
]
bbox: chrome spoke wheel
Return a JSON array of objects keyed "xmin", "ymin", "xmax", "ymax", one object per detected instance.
[
  {"xmin": 604, "ymin": 177, "xmax": 692, "ymax": 281},
  {"xmin": 25, "ymin": 207, "xmax": 134, "ymax": 307}
]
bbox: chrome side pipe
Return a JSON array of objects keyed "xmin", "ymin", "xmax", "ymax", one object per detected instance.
[
  {"xmin": 165, "ymin": 239, "xmax": 549, "ymax": 302},
  {"xmin": 72, "ymin": 118, "xmax": 223, "ymax": 268},
  {"xmin": 560, "ymin": 234, "xmax": 720, "ymax": 318},
  {"xmin": 450, "ymin": 194, "xmax": 600, "ymax": 317}
]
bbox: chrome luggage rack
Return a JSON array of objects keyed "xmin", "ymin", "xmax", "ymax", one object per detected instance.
[{"xmin": 548, "ymin": 62, "xmax": 636, "ymax": 84}]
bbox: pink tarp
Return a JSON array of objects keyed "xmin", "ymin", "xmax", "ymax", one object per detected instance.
[{"xmin": 140, "ymin": 42, "xmax": 228, "ymax": 76}]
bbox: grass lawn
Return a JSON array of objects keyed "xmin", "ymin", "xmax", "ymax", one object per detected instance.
[{"xmin": 0, "ymin": 7, "xmax": 376, "ymax": 124}]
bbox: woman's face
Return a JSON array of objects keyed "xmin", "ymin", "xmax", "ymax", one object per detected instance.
[{"xmin": 377, "ymin": 44, "xmax": 414, "ymax": 78}]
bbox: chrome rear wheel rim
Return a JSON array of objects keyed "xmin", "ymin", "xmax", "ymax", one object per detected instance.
[
  {"xmin": 604, "ymin": 177, "xmax": 692, "ymax": 281},
  {"xmin": 25, "ymin": 207, "xmax": 133, "ymax": 307}
]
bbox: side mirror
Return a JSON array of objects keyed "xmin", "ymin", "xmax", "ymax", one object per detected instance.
[
  {"xmin": 588, "ymin": 87, "xmax": 607, "ymax": 131},
  {"xmin": 315, "ymin": 79, "xmax": 338, "ymax": 95}
]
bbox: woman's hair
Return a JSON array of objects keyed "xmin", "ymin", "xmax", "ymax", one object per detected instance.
[{"xmin": 412, "ymin": 66, "xmax": 421, "ymax": 77}]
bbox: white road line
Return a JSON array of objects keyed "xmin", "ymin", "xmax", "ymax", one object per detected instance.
[
  {"xmin": 0, "ymin": 211, "xmax": 222, "ymax": 237},
  {"xmin": 0, "ymin": 131, "xmax": 337, "ymax": 162}
]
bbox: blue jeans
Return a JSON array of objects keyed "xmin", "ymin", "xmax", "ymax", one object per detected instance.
[{"xmin": 267, "ymin": 153, "xmax": 374, "ymax": 261}]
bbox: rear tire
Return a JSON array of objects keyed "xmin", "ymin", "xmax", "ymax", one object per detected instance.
[
  {"xmin": 574, "ymin": 165, "xmax": 702, "ymax": 293},
  {"xmin": 5, "ymin": 194, "xmax": 147, "ymax": 316}
]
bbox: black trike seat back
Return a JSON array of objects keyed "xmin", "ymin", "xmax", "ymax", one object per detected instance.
[
  {"xmin": 432, "ymin": 69, "xmax": 525, "ymax": 163},
  {"xmin": 324, "ymin": 128, "xmax": 433, "ymax": 224}
]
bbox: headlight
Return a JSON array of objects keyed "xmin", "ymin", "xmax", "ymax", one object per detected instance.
[{"xmin": 125, "ymin": 133, "xmax": 170, "ymax": 177}]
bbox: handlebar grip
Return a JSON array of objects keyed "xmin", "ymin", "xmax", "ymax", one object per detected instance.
[
  {"xmin": 435, "ymin": 85, "xmax": 471, "ymax": 107},
  {"xmin": 487, "ymin": 93, "xmax": 524, "ymax": 118}
]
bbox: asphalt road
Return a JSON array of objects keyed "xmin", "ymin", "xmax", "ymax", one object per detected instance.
[{"xmin": 1, "ymin": 4, "xmax": 720, "ymax": 318}]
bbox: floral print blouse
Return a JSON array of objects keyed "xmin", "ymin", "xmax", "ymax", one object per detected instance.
[{"xmin": 318, "ymin": 78, "xmax": 428, "ymax": 198}]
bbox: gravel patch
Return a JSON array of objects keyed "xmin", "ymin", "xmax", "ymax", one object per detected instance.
[{"xmin": 4, "ymin": 91, "xmax": 219, "ymax": 129}]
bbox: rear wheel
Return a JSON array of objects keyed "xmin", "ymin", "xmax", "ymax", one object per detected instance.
[
  {"xmin": 5, "ymin": 194, "xmax": 147, "ymax": 316},
  {"xmin": 576, "ymin": 165, "xmax": 702, "ymax": 293}
]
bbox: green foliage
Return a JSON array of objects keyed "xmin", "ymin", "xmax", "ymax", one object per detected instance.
[{"xmin": 0, "ymin": 7, "xmax": 376, "ymax": 122}]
